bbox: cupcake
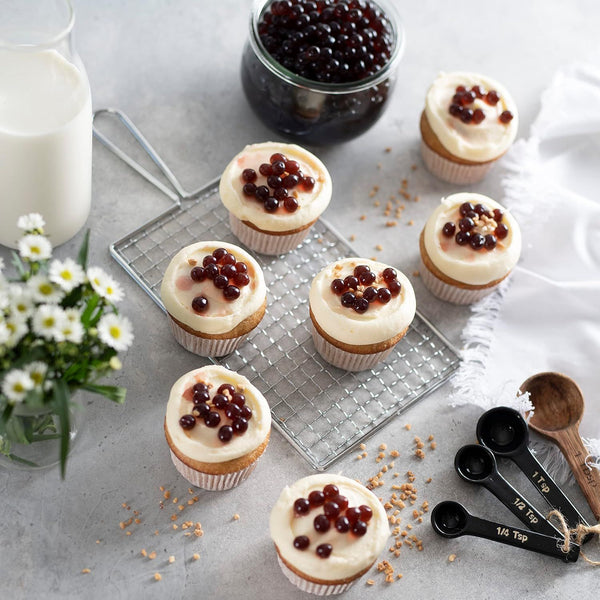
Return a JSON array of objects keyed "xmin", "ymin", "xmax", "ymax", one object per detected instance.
[
  {"xmin": 419, "ymin": 192, "xmax": 522, "ymax": 304},
  {"xmin": 420, "ymin": 71, "xmax": 518, "ymax": 184},
  {"xmin": 160, "ymin": 241, "xmax": 266, "ymax": 356},
  {"xmin": 270, "ymin": 474, "xmax": 389, "ymax": 595},
  {"xmin": 164, "ymin": 365, "xmax": 271, "ymax": 490},
  {"xmin": 309, "ymin": 258, "xmax": 416, "ymax": 371},
  {"xmin": 219, "ymin": 142, "xmax": 332, "ymax": 255}
]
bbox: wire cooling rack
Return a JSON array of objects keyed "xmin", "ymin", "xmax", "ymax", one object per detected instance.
[{"xmin": 96, "ymin": 109, "xmax": 461, "ymax": 470}]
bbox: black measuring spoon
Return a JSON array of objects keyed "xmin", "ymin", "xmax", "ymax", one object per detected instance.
[
  {"xmin": 455, "ymin": 444, "xmax": 562, "ymax": 538},
  {"xmin": 477, "ymin": 406, "xmax": 591, "ymax": 535},
  {"xmin": 431, "ymin": 501, "xmax": 579, "ymax": 563}
]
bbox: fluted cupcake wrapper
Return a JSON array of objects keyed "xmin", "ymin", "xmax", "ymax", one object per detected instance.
[
  {"xmin": 169, "ymin": 450, "xmax": 258, "ymax": 491},
  {"xmin": 420, "ymin": 140, "xmax": 494, "ymax": 185},
  {"xmin": 310, "ymin": 322, "xmax": 394, "ymax": 372},
  {"xmin": 276, "ymin": 555, "xmax": 355, "ymax": 596},
  {"xmin": 229, "ymin": 213, "xmax": 311, "ymax": 255},
  {"xmin": 419, "ymin": 257, "xmax": 497, "ymax": 305},
  {"xmin": 167, "ymin": 316, "xmax": 247, "ymax": 357}
]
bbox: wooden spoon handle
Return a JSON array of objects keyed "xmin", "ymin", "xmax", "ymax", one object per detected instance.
[{"xmin": 557, "ymin": 427, "xmax": 600, "ymax": 521}]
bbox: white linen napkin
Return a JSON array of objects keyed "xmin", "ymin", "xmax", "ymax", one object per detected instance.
[{"xmin": 451, "ymin": 63, "xmax": 600, "ymax": 476}]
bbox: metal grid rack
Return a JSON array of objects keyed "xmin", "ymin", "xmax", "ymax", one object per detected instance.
[
  {"xmin": 110, "ymin": 179, "xmax": 461, "ymax": 470},
  {"xmin": 97, "ymin": 108, "xmax": 461, "ymax": 470}
]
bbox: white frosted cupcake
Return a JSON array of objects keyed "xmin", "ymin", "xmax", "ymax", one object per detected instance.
[
  {"xmin": 164, "ymin": 365, "xmax": 271, "ymax": 490},
  {"xmin": 270, "ymin": 474, "xmax": 389, "ymax": 595},
  {"xmin": 419, "ymin": 192, "xmax": 522, "ymax": 304},
  {"xmin": 160, "ymin": 241, "xmax": 266, "ymax": 356},
  {"xmin": 219, "ymin": 142, "xmax": 332, "ymax": 254},
  {"xmin": 420, "ymin": 71, "xmax": 518, "ymax": 184},
  {"xmin": 309, "ymin": 258, "xmax": 416, "ymax": 371}
]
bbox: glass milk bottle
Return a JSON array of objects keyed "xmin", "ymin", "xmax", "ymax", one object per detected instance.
[{"xmin": 0, "ymin": 0, "xmax": 92, "ymax": 248}]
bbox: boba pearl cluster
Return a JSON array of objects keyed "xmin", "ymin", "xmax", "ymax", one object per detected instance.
[
  {"xmin": 178, "ymin": 381, "xmax": 253, "ymax": 443},
  {"xmin": 241, "ymin": 151, "xmax": 316, "ymax": 214},
  {"xmin": 449, "ymin": 85, "xmax": 514, "ymax": 125},
  {"xmin": 258, "ymin": 0, "xmax": 394, "ymax": 84},
  {"xmin": 189, "ymin": 248, "xmax": 250, "ymax": 313},
  {"xmin": 442, "ymin": 201, "xmax": 509, "ymax": 251},
  {"xmin": 330, "ymin": 264, "xmax": 401, "ymax": 313},
  {"xmin": 292, "ymin": 483, "xmax": 374, "ymax": 558}
]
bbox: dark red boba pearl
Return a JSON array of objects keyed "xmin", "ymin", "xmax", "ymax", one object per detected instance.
[
  {"xmin": 212, "ymin": 248, "xmax": 227, "ymax": 261},
  {"xmin": 455, "ymin": 231, "xmax": 471, "ymax": 246},
  {"xmin": 323, "ymin": 484, "xmax": 339, "ymax": 499},
  {"xmin": 294, "ymin": 497, "xmax": 311, "ymax": 515},
  {"xmin": 495, "ymin": 223, "xmax": 509, "ymax": 239},
  {"xmin": 358, "ymin": 505, "xmax": 373, "ymax": 522},
  {"xmin": 255, "ymin": 185, "xmax": 269, "ymax": 200},
  {"xmin": 259, "ymin": 163, "xmax": 272, "ymax": 176},
  {"xmin": 212, "ymin": 394, "xmax": 229, "ymax": 409},
  {"xmin": 235, "ymin": 262, "xmax": 248, "ymax": 274},
  {"xmin": 231, "ymin": 392, "xmax": 246, "ymax": 407},
  {"xmin": 493, "ymin": 208, "xmax": 504, "ymax": 223},
  {"xmin": 345, "ymin": 506, "xmax": 361, "ymax": 524},
  {"xmin": 309, "ymin": 490, "xmax": 325, "ymax": 507},
  {"xmin": 470, "ymin": 233, "xmax": 485, "ymax": 250},
  {"xmin": 358, "ymin": 270, "xmax": 376, "ymax": 285},
  {"xmin": 314, "ymin": 514, "xmax": 330, "ymax": 533},
  {"xmin": 233, "ymin": 272, "xmax": 250, "ymax": 287},
  {"xmin": 242, "ymin": 168, "xmax": 257, "ymax": 183},
  {"xmin": 213, "ymin": 274, "xmax": 228, "ymax": 289},
  {"xmin": 484, "ymin": 234, "xmax": 497, "ymax": 250},
  {"xmin": 264, "ymin": 197, "xmax": 279, "ymax": 212},
  {"xmin": 459, "ymin": 202, "xmax": 474, "ymax": 216},
  {"xmin": 273, "ymin": 186, "xmax": 288, "ymax": 201},
  {"xmin": 474, "ymin": 203, "xmax": 491, "ymax": 217},
  {"xmin": 190, "ymin": 266, "xmax": 206, "ymax": 282},
  {"xmin": 204, "ymin": 411, "xmax": 221, "ymax": 428},
  {"xmin": 204, "ymin": 263, "xmax": 219, "ymax": 279},
  {"xmin": 218, "ymin": 425, "xmax": 233, "ymax": 442},
  {"xmin": 193, "ymin": 402, "xmax": 210, "ymax": 418},
  {"xmin": 179, "ymin": 414, "xmax": 196, "ymax": 430},
  {"xmin": 232, "ymin": 417, "xmax": 248, "ymax": 434},
  {"xmin": 354, "ymin": 264, "xmax": 371, "ymax": 277},
  {"xmin": 282, "ymin": 173, "xmax": 300, "ymax": 188},
  {"xmin": 363, "ymin": 286, "xmax": 378, "ymax": 303},
  {"xmin": 335, "ymin": 515, "xmax": 350, "ymax": 533},
  {"xmin": 351, "ymin": 520, "xmax": 368, "ymax": 536},
  {"xmin": 302, "ymin": 176, "xmax": 315, "ymax": 191},
  {"xmin": 387, "ymin": 279, "xmax": 401, "ymax": 296},
  {"xmin": 485, "ymin": 90, "xmax": 500, "ymax": 105},
  {"xmin": 316, "ymin": 544, "xmax": 332, "ymax": 558},
  {"xmin": 323, "ymin": 501, "xmax": 340, "ymax": 518},
  {"xmin": 343, "ymin": 275, "xmax": 359, "ymax": 290},
  {"xmin": 377, "ymin": 287, "xmax": 392, "ymax": 304},
  {"xmin": 472, "ymin": 108, "xmax": 486, "ymax": 124},
  {"xmin": 471, "ymin": 85, "xmax": 484, "ymax": 98},
  {"xmin": 270, "ymin": 152, "xmax": 286, "ymax": 164},
  {"xmin": 334, "ymin": 495, "xmax": 349, "ymax": 511},
  {"xmin": 284, "ymin": 196, "xmax": 299, "ymax": 212},
  {"xmin": 331, "ymin": 278, "xmax": 346, "ymax": 295},
  {"xmin": 459, "ymin": 217, "xmax": 475, "ymax": 232},
  {"xmin": 223, "ymin": 285, "xmax": 241, "ymax": 300},
  {"xmin": 203, "ymin": 255, "xmax": 217, "ymax": 267},
  {"xmin": 193, "ymin": 388, "xmax": 210, "ymax": 404},
  {"xmin": 442, "ymin": 222, "xmax": 456, "ymax": 237},
  {"xmin": 293, "ymin": 535, "xmax": 310, "ymax": 550},
  {"xmin": 243, "ymin": 182, "xmax": 257, "ymax": 196},
  {"xmin": 460, "ymin": 108, "xmax": 473, "ymax": 124},
  {"xmin": 285, "ymin": 159, "xmax": 300, "ymax": 173},
  {"xmin": 271, "ymin": 160, "xmax": 286, "ymax": 176},
  {"xmin": 225, "ymin": 403, "xmax": 242, "ymax": 420},
  {"xmin": 499, "ymin": 110, "xmax": 514, "ymax": 124},
  {"xmin": 240, "ymin": 405, "xmax": 253, "ymax": 420},
  {"xmin": 192, "ymin": 295, "xmax": 209, "ymax": 313},
  {"xmin": 193, "ymin": 382, "xmax": 209, "ymax": 395},
  {"xmin": 222, "ymin": 252, "xmax": 236, "ymax": 265},
  {"xmin": 267, "ymin": 174, "xmax": 283, "ymax": 189},
  {"xmin": 217, "ymin": 383, "xmax": 235, "ymax": 396},
  {"xmin": 341, "ymin": 292, "xmax": 356, "ymax": 307},
  {"xmin": 353, "ymin": 297, "xmax": 369, "ymax": 313},
  {"xmin": 221, "ymin": 264, "xmax": 237, "ymax": 280},
  {"xmin": 382, "ymin": 267, "xmax": 396, "ymax": 282},
  {"xmin": 449, "ymin": 103, "xmax": 462, "ymax": 117}
]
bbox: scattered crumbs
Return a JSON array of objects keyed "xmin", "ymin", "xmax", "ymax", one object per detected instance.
[
  {"xmin": 172, "ymin": 497, "xmax": 178, "ymax": 504},
  {"xmin": 356, "ymin": 454, "xmax": 363, "ymax": 460},
  {"xmin": 362, "ymin": 451, "xmax": 368, "ymax": 458},
  {"xmin": 159, "ymin": 486, "xmax": 165, "ymax": 492},
  {"xmin": 412, "ymin": 270, "xmax": 420, "ymax": 277},
  {"xmin": 404, "ymin": 424, "xmax": 411, "ymax": 430},
  {"xmin": 366, "ymin": 579, "xmax": 375, "ymax": 586},
  {"xmin": 233, "ymin": 514, "xmax": 240, "ymax": 521},
  {"xmin": 375, "ymin": 244, "xmax": 383, "ymax": 251},
  {"xmin": 374, "ymin": 200, "xmax": 380, "ymax": 207},
  {"xmin": 192, "ymin": 553, "xmax": 200, "ymax": 561},
  {"xmin": 369, "ymin": 190, "xmax": 377, "ymax": 198},
  {"xmin": 360, "ymin": 443, "xmax": 367, "ymax": 450},
  {"xmin": 448, "ymin": 554, "xmax": 457, "ymax": 563},
  {"xmin": 187, "ymin": 258, "xmax": 197, "ymax": 267},
  {"xmin": 430, "ymin": 442, "xmax": 437, "ymax": 450},
  {"xmin": 379, "ymin": 443, "xmax": 387, "ymax": 451},
  {"xmin": 370, "ymin": 256, "xmax": 377, "ymax": 261},
  {"xmin": 164, "ymin": 490, "xmax": 171, "ymax": 500},
  {"xmin": 377, "ymin": 163, "xmax": 382, "ymax": 169},
  {"xmin": 317, "ymin": 237, "xmax": 323, "ymax": 244},
  {"xmin": 350, "ymin": 234, "xmax": 356, "ymax": 241},
  {"xmin": 407, "ymin": 220, "xmax": 414, "ymax": 226},
  {"xmin": 126, "ymin": 531, "xmax": 132, "ymax": 536},
  {"xmin": 385, "ymin": 147, "xmax": 392, "ymax": 153},
  {"xmin": 360, "ymin": 215, "xmax": 367, "ymax": 221},
  {"xmin": 168, "ymin": 556, "xmax": 175, "ymax": 564},
  {"xmin": 81, "ymin": 568, "xmax": 91, "ymax": 575},
  {"xmin": 154, "ymin": 530, "xmax": 159, "ymax": 536},
  {"xmin": 95, "ymin": 540, "xmax": 101, "ymax": 544},
  {"xmin": 389, "ymin": 449, "xmax": 400, "ymax": 458},
  {"xmin": 411, "ymin": 164, "xmax": 418, "ymax": 170},
  {"xmin": 154, "ymin": 573, "xmax": 162, "ymax": 582},
  {"xmin": 426, "ymin": 477, "xmax": 432, "ymax": 484},
  {"xmin": 148, "ymin": 551, "xmax": 157, "ymax": 560},
  {"xmin": 385, "ymin": 221, "xmax": 398, "ymax": 227},
  {"xmin": 172, "ymin": 524, "xmax": 179, "ymax": 530},
  {"xmin": 141, "ymin": 549, "xmax": 147, "ymax": 557},
  {"xmin": 413, "ymin": 195, "xmax": 420, "ymax": 202}
]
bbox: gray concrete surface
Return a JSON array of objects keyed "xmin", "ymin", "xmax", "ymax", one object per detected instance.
[{"xmin": 1, "ymin": 1, "xmax": 599, "ymax": 598}]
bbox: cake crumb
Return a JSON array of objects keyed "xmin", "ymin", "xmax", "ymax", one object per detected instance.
[
  {"xmin": 430, "ymin": 441, "xmax": 437, "ymax": 450},
  {"xmin": 125, "ymin": 531, "xmax": 132, "ymax": 536},
  {"xmin": 448, "ymin": 554, "xmax": 457, "ymax": 563},
  {"xmin": 233, "ymin": 514, "xmax": 240, "ymax": 521},
  {"xmin": 95, "ymin": 540, "xmax": 101, "ymax": 544},
  {"xmin": 141, "ymin": 549, "xmax": 147, "ymax": 557},
  {"xmin": 407, "ymin": 220, "xmax": 414, "ymax": 226},
  {"xmin": 360, "ymin": 443, "xmax": 367, "ymax": 450},
  {"xmin": 375, "ymin": 244, "xmax": 383, "ymax": 251},
  {"xmin": 385, "ymin": 220, "xmax": 398, "ymax": 227},
  {"xmin": 163, "ymin": 490, "xmax": 171, "ymax": 500},
  {"xmin": 426, "ymin": 477, "xmax": 432, "ymax": 484},
  {"xmin": 350, "ymin": 234, "xmax": 356, "ymax": 241},
  {"xmin": 385, "ymin": 147, "xmax": 392, "ymax": 153},
  {"xmin": 412, "ymin": 270, "xmax": 420, "ymax": 277},
  {"xmin": 192, "ymin": 553, "xmax": 200, "ymax": 561},
  {"xmin": 81, "ymin": 568, "xmax": 91, "ymax": 575},
  {"xmin": 366, "ymin": 579, "xmax": 375, "ymax": 586},
  {"xmin": 168, "ymin": 556, "xmax": 175, "ymax": 564},
  {"xmin": 404, "ymin": 424, "xmax": 411, "ymax": 430},
  {"xmin": 154, "ymin": 573, "xmax": 162, "ymax": 582},
  {"xmin": 411, "ymin": 164, "xmax": 418, "ymax": 170},
  {"xmin": 360, "ymin": 215, "xmax": 367, "ymax": 221}
]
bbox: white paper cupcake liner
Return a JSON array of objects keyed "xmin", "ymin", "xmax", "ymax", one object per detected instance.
[
  {"xmin": 276, "ymin": 555, "xmax": 355, "ymax": 596},
  {"xmin": 420, "ymin": 140, "xmax": 493, "ymax": 185},
  {"xmin": 169, "ymin": 449, "xmax": 258, "ymax": 490},
  {"xmin": 167, "ymin": 316, "xmax": 247, "ymax": 357},
  {"xmin": 229, "ymin": 213, "xmax": 310, "ymax": 255},
  {"xmin": 419, "ymin": 257, "xmax": 497, "ymax": 305},
  {"xmin": 310, "ymin": 322, "xmax": 394, "ymax": 371}
]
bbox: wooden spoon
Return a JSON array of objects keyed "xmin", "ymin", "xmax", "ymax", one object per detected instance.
[{"xmin": 520, "ymin": 372, "xmax": 600, "ymax": 521}]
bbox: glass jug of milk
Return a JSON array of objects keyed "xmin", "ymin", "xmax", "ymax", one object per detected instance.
[{"xmin": 0, "ymin": 0, "xmax": 92, "ymax": 248}]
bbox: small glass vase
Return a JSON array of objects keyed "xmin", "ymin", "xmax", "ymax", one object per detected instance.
[{"xmin": 0, "ymin": 394, "xmax": 85, "ymax": 471}]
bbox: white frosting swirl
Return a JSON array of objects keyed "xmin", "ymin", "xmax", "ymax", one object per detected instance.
[
  {"xmin": 219, "ymin": 142, "xmax": 332, "ymax": 232},
  {"xmin": 270, "ymin": 474, "xmax": 389, "ymax": 582},
  {"xmin": 309, "ymin": 258, "xmax": 416, "ymax": 345},
  {"xmin": 165, "ymin": 365, "xmax": 271, "ymax": 463},
  {"xmin": 423, "ymin": 192, "xmax": 522, "ymax": 285},
  {"xmin": 160, "ymin": 241, "xmax": 266, "ymax": 335},
  {"xmin": 425, "ymin": 71, "xmax": 518, "ymax": 162}
]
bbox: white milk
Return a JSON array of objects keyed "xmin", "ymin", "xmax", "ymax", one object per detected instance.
[{"xmin": 0, "ymin": 49, "xmax": 92, "ymax": 248}]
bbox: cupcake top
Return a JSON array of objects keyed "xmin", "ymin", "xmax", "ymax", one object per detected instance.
[
  {"xmin": 423, "ymin": 192, "xmax": 522, "ymax": 285},
  {"xmin": 270, "ymin": 474, "xmax": 389, "ymax": 581},
  {"xmin": 165, "ymin": 365, "xmax": 271, "ymax": 463},
  {"xmin": 425, "ymin": 71, "xmax": 518, "ymax": 162},
  {"xmin": 219, "ymin": 142, "xmax": 332, "ymax": 232},
  {"xmin": 310, "ymin": 258, "xmax": 416, "ymax": 345},
  {"xmin": 160, "ymin": 241, "xmax": 266, "ymax": 335}
]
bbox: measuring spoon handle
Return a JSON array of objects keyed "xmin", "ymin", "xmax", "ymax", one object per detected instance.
[
  {"xmin": 514, "ymin": 447, "xmax": 589, "ymax": 529},
  {"xmin": 485, "ymin": 473, "xmax": 561, "ymax": 538},
  {"xmin": 556, "ymin": 427, "xmax": 600, "ymax": 521},
  {"xmin": 464, "ymin": 514, "xmax": 579, "ymax": 563}
]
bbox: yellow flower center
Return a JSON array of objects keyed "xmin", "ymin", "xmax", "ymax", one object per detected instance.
[
  {"xmin": 13, "ymin": 382, "xmax": 25, "ymax": 393},
  {"xmin": 40, "ymin": 283, "xmax": 53, "ymax": 296},
  {"xmin": 43, "ymin": 317, "xmax": 56, "ymax": 328},
  {"xmin": 109, "ymin": 325, "xmax": 121, "ymax": 339},
  {"xmin": 61, "ymin": 269, "xmax": 73, "ymax": 281}
]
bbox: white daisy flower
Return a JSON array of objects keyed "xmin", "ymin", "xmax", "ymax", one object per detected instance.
[
  {"xmin": 25, "ymin": 362, "xmax": 48, "ymax": 387},
  {"xmin": 0, "ymin": 320, "xmax": 10, "ymax": 345},
  {"xmin": 1, "ymin": 369, "xmax": 34, "ymax": 404},
  {"xmin": 32, "ymin": 305, "xmax": 67, "ymax": 341},
  {"xmin": 8, "ymin": 285, "xmax": 35, "ymax": 319},
  {"xmin": 18, "ymin": 234, "xmax": 53, "ymax": 262},
  {"xmin": 59, "ymin": 317, "xmax": 84, "ymax": 344},
  {"xmin": 27, "ymin": 274, "xmax": 64, "ymax": 304},
  {"xmin": 64, "ymin": 308, "xmax": 82, "ymax": 323},
  {"xmin": 17, "ymin": 213, "xmax": 45, "ymax": 232},
  {"xmin": 0, "ymin": 288, "xmax": 9, "ymax": 311},
  {"xmin": 101, "ymin": 276, "xmax": 124, "ymax": 303},
  {"xmin": 3, "ymin": 314, "xmax": 28, "ymax": 348},
  {"xmin": 97, "ymin": 313, "xmax": 134, "ymax": 351},
  {"xmin": 87, "ymin": 267, "xmax": 123, "ymax": 302},
  {"xmin": 49, "ymin": 258, "xmax": 86, "ymax": 293}
]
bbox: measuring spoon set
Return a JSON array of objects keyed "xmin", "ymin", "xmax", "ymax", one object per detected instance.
[{"xmin": 431, "ymin": 404, "xmax": 593, "ymax": 563}]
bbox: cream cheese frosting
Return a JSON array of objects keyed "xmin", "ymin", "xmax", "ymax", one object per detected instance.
[
  {"xmin": 219, "ymin": 142, "xmax": 332, "ymax": 232},
  {"xmin": 270, "ymin": 474, "xmax": 389, "ymax": 582},
  {"xmin": 309, "ymin": 258, "xmax": 416, "ymax": 346},
  {"xmin": 425, "ymin": 71, "xmax": 518, "ymax": 162},
  {"xmin": 165, "ymin": 365, "xmax": 271, "ymax": 463},
  {"xmin": 160, "ymin": 241, "xmax": 266, "ymax": 335},
  {"xmin": 423, "ymin": 192, "xmax": 522, "ymax": 285}
]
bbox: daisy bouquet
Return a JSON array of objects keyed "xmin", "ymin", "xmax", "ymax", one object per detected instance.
[{"xmin": 0, "ymin": 214, "xmax": 133, "ymax": 475}]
